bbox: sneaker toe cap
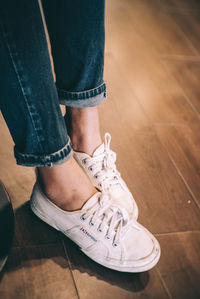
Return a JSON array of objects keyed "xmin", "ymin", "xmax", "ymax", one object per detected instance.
[{"xmin": 123, "ymin": 229, "xmax": 155, "ymax": 261}]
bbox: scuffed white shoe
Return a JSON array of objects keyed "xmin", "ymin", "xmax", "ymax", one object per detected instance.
[
  {"xmin": 73, "ymin": 132, "xmax": 138, "ymax": 219},
  {"xmin": 30, "ymin": 181, "xmax": 160, "ymax": 272}
]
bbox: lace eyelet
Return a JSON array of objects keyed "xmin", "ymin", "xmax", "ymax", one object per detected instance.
[
  {"xmin": 80, "ymin": 215, "xmax": 86, "ymax": 221},
  {"xmin": 82, "ymin": 159, "xmax": 87, "ymax": 164},
  {"xmin": 89, "ymin": 221, "xmax": 94, "ymax": 226},
  {"xmin": 99, "ymin": 183, "xmax": 102, "ymax": 187},
  {"xmin": 95, "ymin": 175, "xmax": 98, "ymax": 178},
  {"xmin": 113, "ymin": 242, "xmax": 118, "ymax": 247},
  {"xmin": 105, "ymin": 235, "xmax": 110, "ymax": 240},
  {"xmin": 97, "ymin": 227, "xmax": 102, "ymax": 233},
  {"xmin": 88, "ymin": 167, "xmax": 93, "ymax": 171}
]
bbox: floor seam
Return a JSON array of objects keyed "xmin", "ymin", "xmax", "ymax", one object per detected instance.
[
  {"xmin": 159, "ymin": 54, "xmax": 200, "ymax": 61},
  {"xmin": 159, "ymin": 59, "xmax": 200, "ymax": 120},
  {"xmin": 157, "ymin": 141, "xmax": 200, "ymax": 211},
  {"xmin": 60, "ymin": 235, "xmax": 81, "ymax": 299},
  {"xmin": 155, "ymin": 230, "xmax": 200, "ymax": 236},
  {"xmin": 11, "ymin": 242, "xmax": 63, "ymax": 249},
  {"xmin": 156, "ymin": 267, "xmax": 173, "ymax": 299}
]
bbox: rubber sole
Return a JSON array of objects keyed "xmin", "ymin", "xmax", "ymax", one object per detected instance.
[
  {"xmin": 30, "ymin": 201, "xmax": 160, "ymax": 273},
  {"xmin": 82, "ymin": 240, "xmax": 160, "ymax": 273}
]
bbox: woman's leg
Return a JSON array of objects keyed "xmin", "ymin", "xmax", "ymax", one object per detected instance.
[
  {"xmin": 0, "ymin": 1, "xmax": 160, "ymax": 272},
  {"xmin": 0, "ymin": 0, "xmax": 96, "ymax": 211},
  {"xmin": 41, "ymin": 0, "xmax": 139, "ymax": 218},
  {"xmin": 41, "ymin": 0, "xmax": 106, "ymax": 155},
  {"xmin": 0, "ymin": 0, "xmax": 70, "ymax": 166}
]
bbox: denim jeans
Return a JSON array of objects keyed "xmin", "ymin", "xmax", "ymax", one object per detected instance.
[{"xmin": 0, "ymin": 0, "xmax": 106, "ymax": 167}]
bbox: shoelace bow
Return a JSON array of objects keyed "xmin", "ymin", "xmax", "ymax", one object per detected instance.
[
  {"xmin": 81, "ymin": 192, "xmax": 129, "ymax": 246},
  {"xmin": 83, "ymin": 133, "xmax": 125, "ymax": 191}
]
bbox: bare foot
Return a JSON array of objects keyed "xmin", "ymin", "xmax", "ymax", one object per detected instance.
[
  {"xmin": 38, "ymin": 156, "xmax": 97, "ymax": 211},
  {"xmin": 65, "ymin": 107, "xmax": 102, "ymax": 156}
]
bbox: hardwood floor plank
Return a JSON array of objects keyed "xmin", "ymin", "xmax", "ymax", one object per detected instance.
[
  {"xmin": 105, "ymin": 2, "xmax": 199, "ymax": 126},
  {"xmin": 0, "ymin": 244, "xmax": 78, "ymax": 299},
  {"xmin": 104, "ymin": 126, "xmax": 200, "ymax": 233},
  {"xmin": 171, "ymin": 0, "xmax": 200, "ymax": 11},
  {"xmin": 106, "ymin": 0, "xmax": 197, "ymax": 57},
  {"xmin": 155, "ymin": 123, "xmax": 200, "ymax": 208},
  {"xmin": 63, "ymin": 237, "xmax": 169, "ymax": 299},
  {"xmin": 163, "ymin": 60, "xmax": 200, "ymax": 116},
  {"xmin": 102, "ymin": 55, "xmax": 200, "ymax": 234},
  {"xmin": 157, "ymin": 231, "xmax": 200, "ymax": 299},
  {"xmin": 172, "ymin": 11, "xmax": 200, "ymax": 55},
  {"xmin": 102, "ymin": 53, "xmax": 150, "ymax": 129}
]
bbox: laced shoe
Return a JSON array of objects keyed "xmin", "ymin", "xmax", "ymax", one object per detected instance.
[
  {"xmin": 73, "ymin": 132, "xmax": 138, "ymax": 219},
  {"xmin": 30, "ymin": 182, "xmax": 160, "ymax": 272}
]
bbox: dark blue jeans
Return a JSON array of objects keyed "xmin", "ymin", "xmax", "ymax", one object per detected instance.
[{"xmin": 0, "ymin": 0, "xmax": 106, "ymax": 167}]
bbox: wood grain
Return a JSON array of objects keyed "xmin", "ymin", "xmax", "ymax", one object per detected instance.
[
  {"xmin": 172, "ymin": 11, "xmax": 200, "ymax": 55},
  {"xmin": 164, "ymin": 59, "xmax": 200, "ymax": 116},
  {"xmin": 155, "ymin": 123, "xmax": 200, "ymax": 208},
  {"xmin": 0, "ymin": 244, "xmax": 78, "ymax": 299},
  {"xmin": 63, "ymin": 237, "xmax": 169, "ymax": 299},
  {"xmin": 105, "ymin": 1, "xmax": 199, "ymax": 126},
  {"xmin": 157, "ymin": 231, "xmax": 200, "ymax": 299},
  {"xmin": 101, "ymin": 54, "xmax": 200, "ymax": 234},
  {"xmin": 106, "ymin": 0, "xmax": 197, "ymax": 56}
]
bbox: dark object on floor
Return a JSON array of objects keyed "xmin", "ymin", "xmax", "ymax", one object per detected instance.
[{"xmin": 0, "ymin": 181, "xmax": 14, "ymax": 272}]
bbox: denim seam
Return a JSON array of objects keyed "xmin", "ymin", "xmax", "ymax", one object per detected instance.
[
  {"xmin": 0, "ymin": 13, "xmax": 45, "ymax": 152},
  {"xmin": 15, "ymin": 137, "xmax": 73, "ymax": 167},
  {"xmin": 57, "ymin": 80, "xmax": 106, "ymax": 100}
]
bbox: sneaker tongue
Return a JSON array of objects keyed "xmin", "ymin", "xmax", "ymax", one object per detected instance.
[
  {"xmin": 81, "ymin": 192, "xmax": 101, "ymax": 210},
  {"xmin": 92, "ymin": 143, "xmax": 105, "ymax": 157}
]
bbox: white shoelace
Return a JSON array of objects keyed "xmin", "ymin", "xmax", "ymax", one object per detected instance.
[
  {"xmin": 82, "ymin": 133, "xmax": 126, "ymax": 192},
  {"xmin": 80, "ymin": 192, "xmax": 129, "ymax": 246}
]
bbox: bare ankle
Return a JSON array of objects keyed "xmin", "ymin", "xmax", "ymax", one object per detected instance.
[
  {"xmin": 37, "ymin": 157, "xmax": 97, "ymax": 211},
  {"xmin": 65, "ymin": 107, "xmax": 102, "ymax": 155}
]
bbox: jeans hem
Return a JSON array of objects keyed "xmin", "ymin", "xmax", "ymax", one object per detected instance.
[
  {"xmin": 14, "ymin": 138, "xmax": 73, "ymax": 167},
  {"xmin": 58, "ymin": 81, "xmax": 107, "ymax": 107}
]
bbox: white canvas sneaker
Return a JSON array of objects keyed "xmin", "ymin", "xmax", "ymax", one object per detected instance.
[
  {"xmin": 73, "ymin": 132, "xmax": 139, "ymax": 219},
  {"xmin": 30, "ymin": 181, "xmax": 160, "ymax": 272}
]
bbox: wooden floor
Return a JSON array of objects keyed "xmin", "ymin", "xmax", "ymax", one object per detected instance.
[{"xmin": 1, "ymin": 0, "xmax": 200, "ymax": 298}]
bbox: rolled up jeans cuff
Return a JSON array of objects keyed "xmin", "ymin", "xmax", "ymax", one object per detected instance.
[
  {"xmin": 57, "ymin": 81, "xmax": 107, "ymax": 108},
  {"xmin": 14, "ymin": 138, "xmax": 73, "ymax": 167}
]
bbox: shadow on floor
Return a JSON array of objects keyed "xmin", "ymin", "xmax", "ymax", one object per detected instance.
[
  {"xmin": 2, "ymin": 201, "xmax": 150, "ymax": 293},
  {"xmin": 0, "ymin": 182, "xmax": 14, "ymax": 274},
  {"xmin": 64, "ymin": 236, "xmax": 150, "ymax": 293}
]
